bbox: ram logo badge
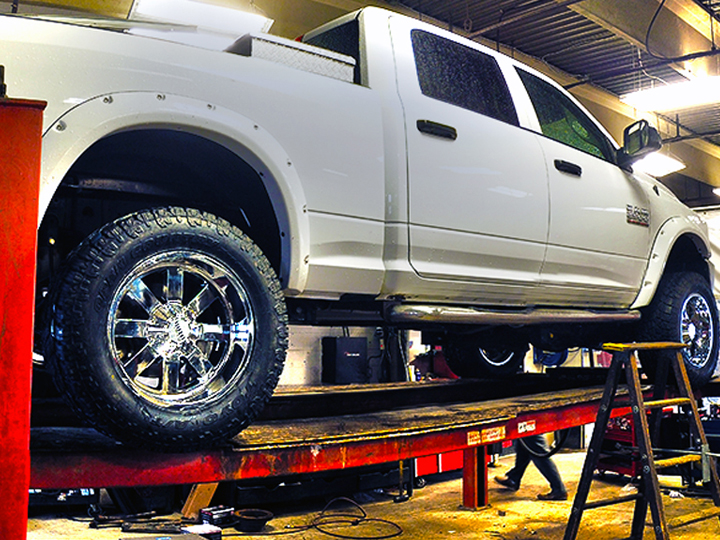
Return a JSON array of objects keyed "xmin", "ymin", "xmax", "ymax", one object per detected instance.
[{"xmin": 627, "ymin": 204, "xmax": 650, "ymax": 227}]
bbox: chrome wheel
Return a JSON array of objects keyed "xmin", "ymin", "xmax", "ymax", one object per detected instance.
[
  {"xmin": 478, "ymin": 347, "xmax": 517, "ymax": 368},
  {"xmin": 46, "ymin": 208, "xmax": 287, "ymax": 450},
  {"xmin": 640, "ymin": 271, "xmax": 718, "ymax": 388},
  {"xmin": 109, "ymin": 250, "xmax": 254, "ymax": 408},
  {"xmin": 680, "ymin": 293, "xmax": 713, "ymax": 369},
  {"xmin": 445, "ymin": 336, "xmax": 527, "ymax": 377}
]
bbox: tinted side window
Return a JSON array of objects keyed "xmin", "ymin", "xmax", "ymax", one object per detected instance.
[
  {"xmin": 305, "ymin": 19, "xmax": 361, "ymax": 84},
  {"xmin": 517, "ymin": 69, "xmax": 615, "ymax": 161},
  {"xmin": 412, "ymin": 30, "xmax": 518, "ymax": 126}
]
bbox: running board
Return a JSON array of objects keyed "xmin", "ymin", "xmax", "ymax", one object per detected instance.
[{"xmin": 388, "ymin": 304, "xmax": 641, "ymax": 326}]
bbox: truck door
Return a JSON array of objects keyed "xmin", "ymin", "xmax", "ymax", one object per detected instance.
[
  {"xmin": 515, "ymin": 68, "xmax": 650, "ymax": 307},
  {"xmin": 390, "ymin": 17, "xmax": 550, "ymax": 305}
]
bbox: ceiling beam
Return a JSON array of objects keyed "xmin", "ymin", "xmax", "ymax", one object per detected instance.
[
  {"xmin": 563, "ymin": 0, "xmax": 720, "ymax": 186},
  {"xmin": 569, "ymin": 0, "xmax": 719, "ymax": 78},
  {"xmin": 0, "ymin": 0, "xmax": 133, "ymax": 17}
]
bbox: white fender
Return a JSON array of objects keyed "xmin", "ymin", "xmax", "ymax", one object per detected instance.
[
  {"xmin": 40, "ymin": 91, "xmax": 310, "ymax": 293},
  {"xmin": 631, "ymin": 214, "xmax": 712, "ymax": 309}
]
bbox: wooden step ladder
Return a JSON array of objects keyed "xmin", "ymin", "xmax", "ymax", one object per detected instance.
[{"xmin": 563, "ymin": 342, "xmax": 720, "ymax": 540}]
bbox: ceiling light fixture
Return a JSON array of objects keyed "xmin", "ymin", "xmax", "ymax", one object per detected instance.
[
  {"xmin": 632, "ymin": 152, "xmax": 685, "ymax": 177},
  {"xmin": 621, "ymin": 76, "xmax": 720, "ymax": 112}
]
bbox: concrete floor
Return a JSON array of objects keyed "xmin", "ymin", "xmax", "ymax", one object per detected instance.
[{"xmin": 27, "ymin": 451, "xmax": 720, "ymax": 540}]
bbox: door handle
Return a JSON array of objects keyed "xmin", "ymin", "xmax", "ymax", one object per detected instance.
[
  {"xmin": 554, "ymin": 159, "xmax": 582, "ymax": 176},
  {"xmin": 417, "ymin": 119, "xmax": 458, "ymax": 140}
]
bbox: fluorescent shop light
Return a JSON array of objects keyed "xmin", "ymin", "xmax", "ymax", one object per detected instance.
[
  {"xmin": 622, "ymin": 76, "xmax": 720, "ymax": 112},
  {"xmin": 633, "ymin": 152, "xmax": 685, "ymax": 177}
]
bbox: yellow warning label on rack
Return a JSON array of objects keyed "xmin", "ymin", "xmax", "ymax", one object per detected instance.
[
  {"xmin": 467, "ymin": 426, "xmax": 506, "ymax": 446},
  {"xmin": 467, "ymin": 431, "xmax": 481, "ymax": 446},
  {"xmin": 482, "ymin": 426, "xmax": 506, "ymax": 443}
]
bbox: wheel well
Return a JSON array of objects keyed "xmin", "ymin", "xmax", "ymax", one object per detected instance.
[
  {"xmin": 38, "ymin": 128, "xmax": 282, "ymax": 285},
  {"xmin": 663, "ymin": 234, "xmax": 710, "ymax": 282}
]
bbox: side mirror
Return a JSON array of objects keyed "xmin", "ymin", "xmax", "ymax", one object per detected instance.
[{"xmin": 617, "ymin": 119, "xmax": 662, "ymax": 168}]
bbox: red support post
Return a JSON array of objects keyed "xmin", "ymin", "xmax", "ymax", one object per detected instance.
[
  {"xmin": 0, "ymin": 96, "xmax": 46, "ymax": 540},
  {"xmin": 462, "ymin": 445, "xmax": 488, "ymax": 509}
]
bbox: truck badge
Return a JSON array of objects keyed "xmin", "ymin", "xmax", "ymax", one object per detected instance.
[{"xmin": 626, "ymin": 204, "xmax": 650, "ymax": 227}]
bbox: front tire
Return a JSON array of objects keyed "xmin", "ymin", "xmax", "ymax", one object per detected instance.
[
  {"xmin": 46, "ymin": 207, "xmax": 288, "ymax": 451},
  {"xmin": 641, "ymin": 272, "xmax": 719, "ymax": 388}
]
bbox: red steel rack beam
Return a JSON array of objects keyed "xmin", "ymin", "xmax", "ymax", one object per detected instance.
[{"xmin": 31, "ymin": 386, "xmax": 633, "ymax": 508}]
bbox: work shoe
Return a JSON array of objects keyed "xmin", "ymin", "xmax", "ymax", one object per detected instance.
[
  {"xmin": 537, "ymin": 491, "xmax": 568, "ymax": 501},
  {"xmin": 493, "ymin": 475, "xmax": 518, "ymax": 491}
]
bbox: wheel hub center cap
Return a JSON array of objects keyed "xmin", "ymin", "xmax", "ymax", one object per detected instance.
[
  {"xmin": 170, "ymin": 318, "xmax": 192, "ymax": 343},
  {"xmin": 148, "ymin": 302, "xmax": 200, "ymax": 355}
]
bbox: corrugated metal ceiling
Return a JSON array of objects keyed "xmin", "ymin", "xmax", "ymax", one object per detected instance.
[
  {"xmin": 395, "ymin": 0, "xmax": 720, "ymax": 147},
  {"xmin": 696, "ymin": 0, "xmax": 720, "ymax": 17}
]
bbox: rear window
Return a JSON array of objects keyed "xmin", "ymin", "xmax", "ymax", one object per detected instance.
[
  {"xmin": 305, "ymin": 19, "xmax": 361, "ymax": 84},
  {"xmin": 411, "ymin": 30, "xmax": 518, "ymax": 126}
]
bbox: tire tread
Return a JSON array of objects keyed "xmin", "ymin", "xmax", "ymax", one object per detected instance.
[{"xmin": 46, "ymin": 207, "xmax": 288, "ymax": 451}]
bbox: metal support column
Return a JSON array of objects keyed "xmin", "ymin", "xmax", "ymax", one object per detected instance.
[
  {"xmin": 463, "ymin": 445, "xmax": 488, "ymax": 508},
  {"xmin": 0, "ymin": 94, "xmax": 45, "ymax": 540}
]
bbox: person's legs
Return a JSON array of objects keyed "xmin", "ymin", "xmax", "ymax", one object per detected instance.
[
  {"xmin": 503, "ymin": 439, "xmax": 531, "ymax": 487},
  {"xmin": 495, "ymin": 435, "xmax": 567, "ymax": 497},
  {"xmin": 522, "ymin": 434, "xmax": 566, "ymax": 496},
  {"xmin": 532, "ymin": 455, "xmax": 566, "ymax": 495}
]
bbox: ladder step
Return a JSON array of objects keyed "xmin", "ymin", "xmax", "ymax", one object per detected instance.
[
  {"xmin": 644, "ymin": 397, "xmax": 692, "ymax": 410},
  {"xmin": 654, "ymin": 454, "xmax": 701, "ymax": 469},
  {"xmin": 602, "ymin": 342, "xmax": 686, "ymax": 352},
  {"xmin": 668, "ymin": 507, "xmax": 720, "ymax": 529},
  {"xmin": 599, "ymin": 450, "xmax": 637, "ymax": 459},
  {"xmin": 582, "ymin": 493, "xmax": 642, "ymax": 510}
]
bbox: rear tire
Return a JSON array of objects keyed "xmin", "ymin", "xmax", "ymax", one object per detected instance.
[
  {"xmin": 640, "ymin": 272, "xmax": 718, "ymax": 388},
  {"xmin": 445, "ymin": 336, "xmax": 527, "ymax": 377},
  {"xmin": 45, "ymin": 207, "xmax": 288, "ymax": 451}
]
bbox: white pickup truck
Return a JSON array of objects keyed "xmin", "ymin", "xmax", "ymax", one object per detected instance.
[{"xmin": 1, "ymin": 6, "xmax": 716, "ymax": 450}]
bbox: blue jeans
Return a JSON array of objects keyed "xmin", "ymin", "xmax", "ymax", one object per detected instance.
[{"xmin": 506, "ymin": 434, "xmax": 566, "ymax": 494}]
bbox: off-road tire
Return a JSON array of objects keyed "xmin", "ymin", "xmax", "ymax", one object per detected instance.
[
  {"xmin": 45, "ymin": 207, "xmax": 288, "ymax": 451},
  {"xmin": 640, "ymin": 271, "xmax": 718, "ymax": 388}
]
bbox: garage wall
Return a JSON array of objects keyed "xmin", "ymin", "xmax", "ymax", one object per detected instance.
[{"xmin": 279, "ymin": 325, "xmax": 384, "ymax": 386}]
